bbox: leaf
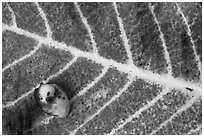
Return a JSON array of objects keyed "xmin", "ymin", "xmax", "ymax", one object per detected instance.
[{"xmin": 2, "ymin": 2, "xmax": 202, "ymax": 135}]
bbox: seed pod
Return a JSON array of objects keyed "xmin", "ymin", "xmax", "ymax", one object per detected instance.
[{"xmin": 34, "ymin": 84, "xmax": 70, "ymax": 118}]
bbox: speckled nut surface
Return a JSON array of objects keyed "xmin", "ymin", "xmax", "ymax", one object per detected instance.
[{"xmin": 34, "ymin": 84, "xmax": 70, "ymax": 118}]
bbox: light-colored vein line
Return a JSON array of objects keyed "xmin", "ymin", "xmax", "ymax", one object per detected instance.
[
  {"xmin": 187, "ymin": 124, "xmax": 202, "ymax": 135},
  {"xmin": 2, "ymin": 41, "xmax": 42, "ymax": 73},
  {"xmin": 35, "ymin": 2, "xmax": 52, "ymax": 38},
  {"xmin": 2, "ymin": 56, "xmax": 78, "ymax": 109},
  {"xmin": 36, "ymin": 66, "xmax": 109, "ymax": 126},
  {"xmin": 43, "ymin": 56, "xmax": 78, "ymax": 83},
  {"xmin": 109, "ymin": 86, "xmax": 171, "ymax": 135},
  {"xmin": 149, "ymin": 4, "xmax": 172, "ymax": 76},
  {"xmin": 7, "ymin": 3, "xmax": 17, "ymax": 27},
  {"xmin": 2, "ymin": 24, "xmax": 202, "ymax": 95},
  {"xmin": 70, "ymin": 75, "xmax": 135, "ymax": 135},
  {"xmin": 70, "ymin": 65, "xmax": 109, "ymax": 102},
  {"xmin": 74, "ymin": 2, "xmax": 98, "ymax": 54},
  {"xmin": 113, "ymin": 2, "xmax": 134, "ymax": 65},
  {"xmin": 150, "ymin": 94, "xmax": 200, "ymax": 135},
  {"xmin": 175, "ymin": 3, "xmax": 202, "ymax": 79}
]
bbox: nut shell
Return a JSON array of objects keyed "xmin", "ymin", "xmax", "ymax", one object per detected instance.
[{"xmin": 34, "ymin": 84, "xmax": 70, "ymax": 118}]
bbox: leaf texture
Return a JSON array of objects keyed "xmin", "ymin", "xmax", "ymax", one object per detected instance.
[{"xmin": 2, "ymin": 2, "xmax": 202, "ymax": 135}]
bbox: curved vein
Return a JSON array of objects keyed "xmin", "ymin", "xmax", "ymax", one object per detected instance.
[
  {"xmin": 2, "ymin": 41, "xmax": 42, "ymax": 73},
  {"xmin": 70, "ymin": 65, "xmax": 109, "ymax": 102},
  {"xmin": 113, "ymin": 2, "xmax": 134, "ymax": 65},
  {"xmin": 36, "ymin": 66, "xmax": 109, "ymax": 127},
  {"xmin": 35, "ymin": 2, "xmax": 52, "ymax": 38},
  {"xmin": 2, "ymin": 24, "xmax": 201, "ymax": 95},
  {"xmin": 175, "ymin": 3, "xmax": 202, "ymax": 79},
  {"xmin": 149, "ymin": 3, "xmax": 172, "ymax": 76},
  {"xmin": 74, "ymin": 2, "xmax": 98, "ymax": 54},
  {"xmin": 2, "ymin": 56, "xmax": 78, "ymax": 109},
  {"xmin": 7, "ymin": 3, "xmax": 17, "ymax": 27},
  {"xmin": 150, "ymin": 94, "xmax": 200, "ymax": 135},
  {"xmin": 70, "ymin": 75, "xmax": 135, "ymax": 135},
  {"xmin": 109, "ymin": 86, "xmax": 170, "ymax": 134}
]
